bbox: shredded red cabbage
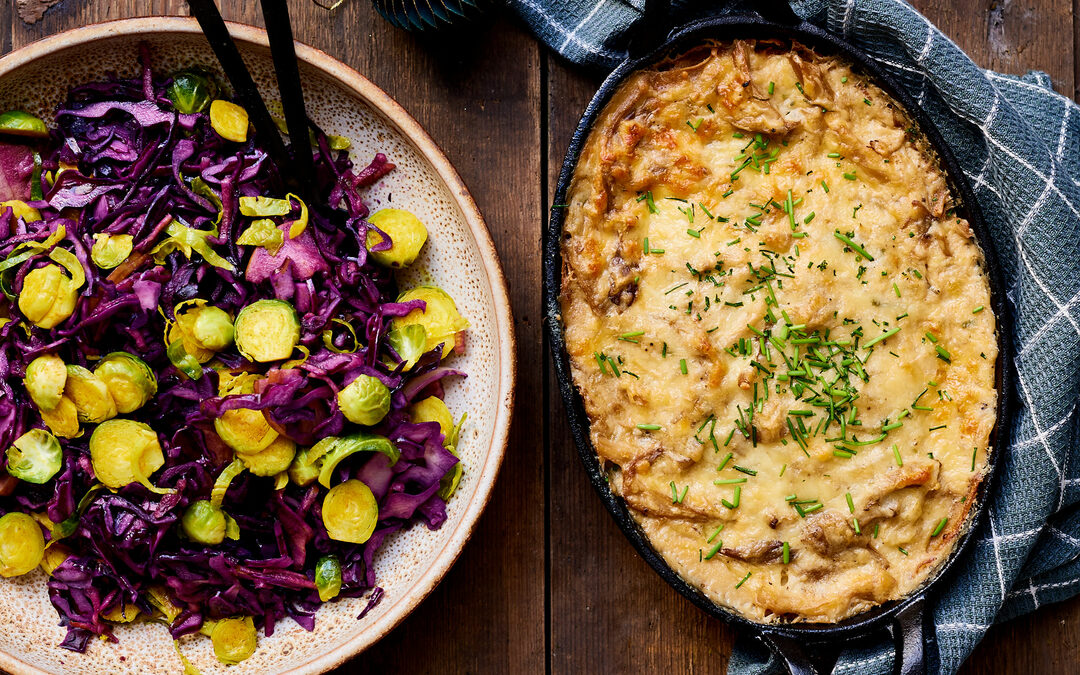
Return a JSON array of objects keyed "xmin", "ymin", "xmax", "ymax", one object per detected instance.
[{"xmin": 0, "ymin": 46, "xmax": 464, "ymax": 651}]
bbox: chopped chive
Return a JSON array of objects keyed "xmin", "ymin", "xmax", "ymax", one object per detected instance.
[
  {"xmin": 707, "ymin": 524, "xmax": 724, "ymax": 543},
  {"xmin": 595, "ymin": 352, "xmax": 608, "ymax": 374},
  {"xmin": 718, "ymin": 452, "xmax": 733, "ymax": 470},
  {"xmin": 636, "ymin": 423, "xmax": 662, "ymax": 431},
  {"xmin": 686, "ymin": 228, "xmax": 701, "ymax": 238},
  {"xmin": 779, "ymin": 463, "xmax": 787, "ymax": 477},
  {"xmin": 845, "ymin": 492, "xmax": 855, "ymax": 514},
  {"xmin": 924, "ymin": 331, "xmax": 939, "ymax": 343},
  {"xmin": 782, "ymin": 541, "xmax": 790, "ymax": 564},
  {"xmin": 892, "ymin": 444, "xmax": 903, "ymax": 467},
  {"xmin": 935, "ymin": 345, "xmax": 952, "ymax": 362},
  {"xmin": 853, "ymin": 517, "xmax": 861, "ymax": 534},
  {"xmin": 843, "ymin": 171, "xmax": 857, "ymax": 180},
  {"xmin": 733, "ymin": 465, "xmax": 757, "ymax": 476},
  {"xmin": 833, "ymin": 231, "xmax": 874, "ymax": 261},
  {"xmin": 899, "ymin": 546, "xmax": 909, "ymax": 555},
  {"xmin": 931, "ymin": 517, "xmax": 948, "ymax": 537},
  {"xmin": 735, "ymin": 571, "xmax": 752, "ymax": 588},
  {"xmin": 804, "ymin": 211, "xmax": 816, "ymax": 224},
  {"xmin": 643, "ymin": 236, "xmax": 649, "ymax": 254},
  {"xmin": 669, "ymin": 481, "xmax": 678, "ymax": 503},
  {"xmin": 893, "ymin": 283, "xmax": 901, "ymax": 298},
  {"xmin": 821, "ymin": 180, "xmax": 830, "ymax": 193},
  {"xmin": 972, "ymin": 446, "xmax": 977, "ymax": 471},
  {"xmin": 973, "ymin": 305, "xmax": 984, "ymax": 314},
  {"xmin": 714, "ymin": 478, "xmax": 748, "ymax": 485},
  {"xmin": 863, "ymin": 326, "xmax": 900, "ymax": 348},
  {"xmin": 768, "ymin": 81, "xmax": 775, "ymax": 95},
  {"xmin": 618, "ymin": 330, "xmax": 644, "ymax": 343},
  {"xmin": 929, "ymin": 424, "xmax": 947, "ymax": 431},
  {"xmin": 679, "ymin": 358, "xmax": 688, "ymax": 375},
  {"xmin": 705, "ymin": 538, "xmax": 724, "ymax": 560}
]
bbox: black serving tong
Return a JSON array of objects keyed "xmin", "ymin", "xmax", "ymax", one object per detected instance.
[{"xmin": 185, "ymin": 0, "xmax": 316, "ymax": 200}]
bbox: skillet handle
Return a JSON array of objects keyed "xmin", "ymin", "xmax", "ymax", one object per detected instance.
[
  {"xmin": 757, "ymin": 632, "xmax": 821, "ymax": 675},
  {"xmin": 892, "ymin": 595, "xmax": 929, "ymax": 675}
]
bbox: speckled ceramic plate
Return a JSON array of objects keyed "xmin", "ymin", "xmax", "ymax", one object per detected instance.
[{"xmin": 0, "ymin": 17, "xmax": 514, "ymax": 675}]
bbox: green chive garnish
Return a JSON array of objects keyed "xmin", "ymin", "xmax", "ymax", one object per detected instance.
[
  {"xmin": 735, "ymin": 571, "xmax": 752, "ymax": 588},
  {"xmin": 680, "ymin": 358, "xmax": 688, "ymax": 374},
  {"xmin": 862, "ymin": 326, "xmax": 900, "ymax": 348},
  {"xmin": 636, "ymin": 423, "xmax": 661, "ymax": 431},
  {"xmin": 892, "ymin": 444, "xmax": 903, "ymax": 467},
  {"xmin": 931, "ymin": 517, "xmax": 948, "ymax": 537},
  {"xmin": 781, "ymin": 542, "xmax": 790, "ymax": 564},
  {"xmin": 833, "ymin": 231, "xmax": 874, "ymax": 260}
]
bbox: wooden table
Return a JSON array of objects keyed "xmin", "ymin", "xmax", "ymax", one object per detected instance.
[{"xmin": 3, "ymin": 1, "xmax": 1077, "ymax": 672}]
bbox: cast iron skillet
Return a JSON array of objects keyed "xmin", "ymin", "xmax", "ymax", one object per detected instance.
[{"xmin": 542, "ymin": 1, "xmax": 1013, "ymax": 673}]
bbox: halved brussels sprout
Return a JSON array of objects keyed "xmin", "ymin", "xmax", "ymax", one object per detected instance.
[
  {"xmin": 166, "ymin": 336, "xmax": 204, "ymax": 380},
  {"xmin": 89, "ymin": 419, "xmax": 168, "ymax": 493},
  {"xmin": 322, "ymin": 479, "xmax": 378, "ymax": 544},
  {"xmin": 0, "ymin": 512, "xmax": 44, "ymax": 577},
  {"xmin": 209, "ymin": 100, "xmax": 249, "ymax": 143},
  {"xmin": 409, "ymin": 396, "xmax": 454, "ymax": 440},
  {"xmin": 181, "ymin": 499, "xmax": 227, "ymax": 545},
  {"xmin": 287, "ymin": 440, "xmax": 328, "ymax": 487},
  {"xmin": 18, "ymin": 264, "xmax": 79, "ymax": 329},
  {"xmin": 167, "ymin": 70, "xmax": 216, "ymax": 115},
  {"xmin": 337, "ymin": 374, "xmax": 391, "ymax": 427},
  {"xmin": 146, "ymin": 585, "xmax": 184, "ymax": 624},
  {"xmin": 24, "ymin": 353, "xmax": 66, "ymax": 411},
  {"xmin": 39, "ymin": 544, "xmax": 70, "ymax": 576},
  {"xmin": 316, "ymin": 432, "xmax": 398, "ymax": 489},
  {"xmin": 64, "ymin": 365, "xmax": 117, "ymax": 424},
  {"xmin": 90, "ymin": 233, "xmax": 134, "ymax": 270},
  {"xmin": 0, "ymin": 110, "xmax": 48, "ymax": 138},
  {"xmin": 5, "ymin": 429, "xmax": 62, "ymax": 484},
  {"xmin": 391, "ymin": 286, "xmax": 469, "ymax": 360},
  {"xmin": 365, "ymin": 209, "xmax": 428, "ymax": 268},
  {"xmin": 214, "ymin": 407, "xmax": 279, "ymax": 454},
  {"xmin": 211, "ymin": 616, "xmax": 257, "ymax": 665},
  {"xmin": 39, "ymin": 395, "xmax": 79, "ymax": 438},
  {"xmin": 234, "ymin": 299, "xmax": 300, "ymax": 362},
  {"xmin": 95, "ymin": 352, "xmax": 157, "ymax": 414},
  {"xmin": 315, "ymin": 555, "xmax": 342, "ymax": 602},
  {"xmin": 174, "ymin": 300, "xmax": 235, "ymax": 354},
  {"xmin": 237, "ymin": 435, "xmax": 296, "ymax": 477},
  {"xmin": 0, "ymin": 200, "xmax": 41, "ymax": 223}
]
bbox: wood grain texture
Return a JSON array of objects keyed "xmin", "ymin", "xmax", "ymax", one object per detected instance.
[{"xmin": 0, "ymin": 0, "xmax": 1077, "ymax": 673}]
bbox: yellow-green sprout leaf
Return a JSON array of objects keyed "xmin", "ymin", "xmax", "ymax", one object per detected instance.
[
  {"xmin": 328, "ymin": 135, "xmax": 351, "ymax": 150},
  {"xmin": 89, "ymin": 419, "xmax": 170, "ymax": 494},
  {"xmin": 0, "ymin": 512, "xmax": 45, "ymax": 577},
  {"xmin": 166, "ymin": 336, "xmax": 204, "ymax": 380},
  {"xmin": 211, "ymin": 616, "xmax": 257, "ymax": 665},
  {"xmin": 391, "ymin": 286, "xmax": 469, "ymax": 360},
  {"xmin": 322, "ymin": 479, "xmax": 378, "ymax": 544},
  {"xmin": 321, "ymin": 318, "xmax": 361, "ymax": 354},
  {"xmin": 102, "ymin": 600, "xmax": 140, "ymax": 623},
  {"xmin": 91, "ymin": 233, "xmax": 134, "ymax": 270},
  {"xmin": 47, "ymin": 247, "xmax": 85, "ymax": 289},
  {"xmin": 0, "ymin": 200, "xmax": 41, "ymax": 223},
  {"xmin": 273, "ymin": 471, "xmax": 289, "ymax": 491},
  {"xmin": 150, "ymin": 221, "xmax": 235, "ymax": 272},
  {"xmin": 95, "ymin": 352, "xmax": 157, "ymax": 414},
  {"xmin": 6, "ymin": 429, "xmax": 62, "ymax": 484},
  {"xmin": 236, "ymin": 218, "xmax": 284, "ymax": 255},
  {"xmin": 316, "ymin": 432, "xmax": 399, "ymax": 489},
  {"xmin": 337, "ymin": 374, "xmax": 391, "ymax": 427},
  {"xmin": 50, "ymin": 483, "xmax": 106, "ymax": 540},
  {"xmin": 0, "ymin": 110, "xmax": 48, "ymax": 138},
  {"xmin": 210, "ymin": 458, "xmax": 246, "ymax": 508},
  {"xmin": 191, "ymin": 177, "xmax": 223, "ymax": 229},
  {"xmin": 148, "ymin": 586, "xmax": 184, "ymax": 624},
  {"xmin": 174, "ymin": 641, "xmax": 203, "ymax": 675},
  {"xmin": 181, "ymin": 500, "xmax": 226, "ymax": 545},
  {"xmin": 5, "ymin": 428, "xmax": 61, "ymax": 485},
  {"xmin": 288, "ymin": 439, "xmax": 332, "ymax": 487},
  {"xmin": 224, "ymin": 513, "xmax": 240, "ymax": 540},
  {"xmin": 209, "ymin": 100, "xmax": 249, "ymax": 143},
  {"xmin": 239, "ymin": 196, "xmax": 291, "ymax": 217},
  {"xmin": 24, "ymin": 353, "xmax": 66, "ymax": 411},
  {"xmin": 286, "ymin": 193, "xmax": 308, "ymax": 239},
  {"xmin": 315, "ymin": 555, "xmax": 342, "ymax": 602},
  {"xmin": 366, "ymin": 208, "xmax": 428, "ymax": 268},
  {"xmin": 64, "ymin": 365, "xmax": 117, "ymax": 424},
  {"xmin": 387, "ymin": 324, "xmax": 426, "ymax": 370}
]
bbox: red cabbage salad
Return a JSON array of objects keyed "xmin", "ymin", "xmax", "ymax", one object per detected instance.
[{"xmin": 0, "ymin": 48, "xmax": 470, "ymax": 664}]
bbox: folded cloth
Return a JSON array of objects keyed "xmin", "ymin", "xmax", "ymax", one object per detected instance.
[{"xmin": 513, "ymin": 0, "xmax": 1080, "ymax": 672}]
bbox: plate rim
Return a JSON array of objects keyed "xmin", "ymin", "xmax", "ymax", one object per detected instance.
[{"xmin": 0, "ymin": 16, "xmax": 516, "ymax": 675}]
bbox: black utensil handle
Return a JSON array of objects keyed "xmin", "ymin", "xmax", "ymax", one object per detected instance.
[
  {"xmin": 893, "ymin": 596, "xmax": 928, "ymax": 675},
  {"xmin": 758, "ymin": 632, "xmax": 821, "ymax": 675}
]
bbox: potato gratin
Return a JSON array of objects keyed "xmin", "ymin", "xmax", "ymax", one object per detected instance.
[{"xmin": 559, "ymin": 40, "xmax": 997, "ymax": 623}]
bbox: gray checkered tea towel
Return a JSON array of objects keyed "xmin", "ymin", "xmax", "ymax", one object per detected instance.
[{"xmin": 515, "ymin": 0, "xmax": 1080, "ymax": 672}]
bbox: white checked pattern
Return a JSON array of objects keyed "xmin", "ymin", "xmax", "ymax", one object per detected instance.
[{"xmin": 513, "ymin": 0, "xmax": 1080, "ymax": 673}]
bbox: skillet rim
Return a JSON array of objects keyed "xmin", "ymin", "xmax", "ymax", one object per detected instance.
[{"xmin": 542, "ymin": 11, "xmax": 1014, "ymax": 646}]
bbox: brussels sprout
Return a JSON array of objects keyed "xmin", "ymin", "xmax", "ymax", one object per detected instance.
[
  {"xmin": 314, "ymin": 555, "xmax": 342, "ymax": 602},
  {"xmin": 89, "ymin": 419, "xmax": 168, "ymax": 493},
  {"xmin": 146, "ymin": 585, "xmax": 184, "ymax": 623},
  {"xmin": 391, "ymin": 286, "xmax": 469, "ymax": 360},
  {"xmin": 166, "ymin": 336, "xmax": 204, "ymax": 380},
  {"xmin": 211, "ymin": 616, "xmax": 257, "ymax": 665},
  {"xmin": 167, "ymin": 70, "xmax": 216, "ymax": 115},
  {"xmin": 409, "ymin": 396, "xmax": 454, "ymax": 440},
  {"xmin": 0, "ymin": 512, "xmax": 44, "ymax": 577},
  {"xmin": 64, "ymin": 365, "xmax": 117, "ymax": 424},
  {"xmin": 238, "ymin": 196, "xmax": 290, "ymax": 217},
  {"xmin": 236, "ymin": 218, "xmax": 284, "ymax": 255},
  {"xmin": 287, "ymin": 439, "xmax": 329, "ymax": 487},
  {"xmin": 18, "ymin": 264, "xmax": 79, "ymax": 329},
  {"xmin": 214, "ymin": 407, "xmax": 279, "ymax": 454},
  {"xmin": 24, "ymin": 353, "xmax": 66, "ymax": 411},
  {"xmin": 0, "ymin": 110, "xmax": 48, "ymax": 138},
  {"xmin": 174, "ymin": 300, "xmax": 235, "ymax": 354},
  {"xmin": 95, "ymin": 352, "xmax": 157, "ymax": 414},
  {"xmin": 39, "ymin": 395, "xmax": 79, "ymax": 438},
  {"xmin": 237, "ymin": 435, "xmax": 296, "ymax": 477},
  {"xmin": 181, "ymin": 499, "xmax": 227, "ymax": 545},
  {"xmin": 102, "ymin": 601, "xmax": 140, "ymax": 623},
  {"xmin": 337, "ymin": 374, "xmax": 391, "ymax": 427},
  {"xmin": 39, "ymin": 544, "xmax": 70, "ymax": 576},
  {"xmin": 0, "ymin": 200, "xmax": 41, "ymax": 223},
  {"xmin": 5, "ymin": 429, "xmax": 62, "ymax": 484},
  {"xmin": 387, "ymin": 324, "xmax": 426, "ymax": 370},
  {"xmin": 217, "ymin": 368, "xmax": 260, "ymax": 396},
  {"xmin": 322, "ymin": 479, "xmax": 378, "ymax": 544},
  {"xmin": 90, "ymin": 233, "xmax": 133, "ymax": 269},
  {"xmin": 234, "ymin": 299, "xmax": 300, "ymax": 362},
  {"xmin": 209, "ymin": 100, "xmax": 249, "ymax": 143},
  {"xmin": 316, "ymin": 432, "xmax": 398, "ymax": 489},
  {"xmin": 365, "ymin": 209, "xmax": 428, "ymax": 268}
]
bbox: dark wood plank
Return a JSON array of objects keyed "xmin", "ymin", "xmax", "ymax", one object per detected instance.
[
  {"xmin": 5, "ymin": 2, "xmax": 545, "ymax": 674},
  {"xmin": 543, "ymin": 1, "xmax": 1080, "ymax": 673}
]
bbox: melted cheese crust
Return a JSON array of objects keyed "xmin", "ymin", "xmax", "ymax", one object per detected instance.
[{"xmin": 560, "ymin": 41, "xmax": 997, "ymax": 623}]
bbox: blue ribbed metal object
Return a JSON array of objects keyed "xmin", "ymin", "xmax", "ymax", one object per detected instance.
[{"xmin": 371, "ymin": 0, "xmax": 487, "ymax": 32}]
